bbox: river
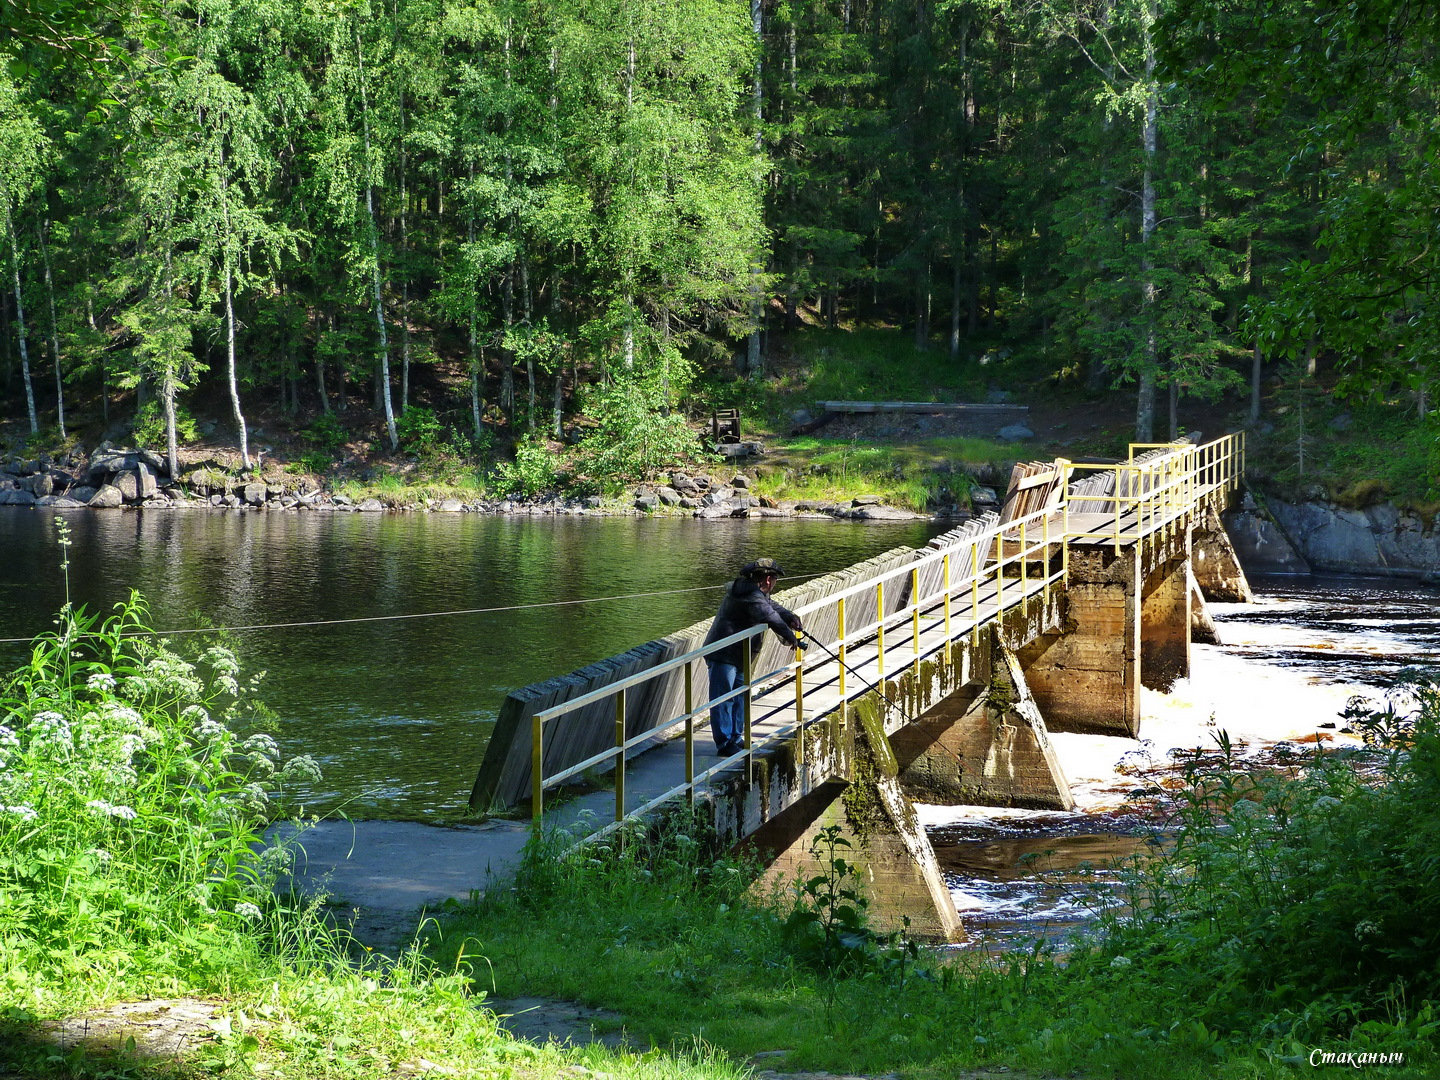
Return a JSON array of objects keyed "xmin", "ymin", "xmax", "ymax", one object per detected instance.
[
  {"xmin": 0, "ymin": 508, "xmax": 940, "ymax": 818},
  {"xmin": 3, "ymin": 510, "xmax": 1434, "ymax": 949}
]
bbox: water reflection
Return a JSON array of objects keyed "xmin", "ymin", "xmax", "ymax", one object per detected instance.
[{"xmin": 0, "ymin": 508, "xmax": 940, "ymax": 817}]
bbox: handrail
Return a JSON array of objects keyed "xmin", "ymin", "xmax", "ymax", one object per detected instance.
[{"xmin": 529, "ymin": 431, "xmax": 1245, "ymax": 827}]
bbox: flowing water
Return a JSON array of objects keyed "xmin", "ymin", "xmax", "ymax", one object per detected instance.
[
  {"xmin": 925, "ymin": 573, "xmax": 1440, "ymax": 950},
  {"xmin": 0, "ymin": 508, "xmax": 939, "ymax": 818},
  {"xmin": 3, "ymin": 510, "xmax": 1434, "ymax": 946}
]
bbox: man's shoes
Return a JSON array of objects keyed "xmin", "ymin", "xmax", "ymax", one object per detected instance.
[{"xmin": 715, "ymin": 740, "xmax": 743, "ymax": 757}]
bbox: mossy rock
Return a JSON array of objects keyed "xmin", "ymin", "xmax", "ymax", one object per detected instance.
[
  {"xmin": 185, "ymin": 467, "xmax": 232, "ymax": 494},
  {"xmin": 1334, "ymin": 477, "xmax": 1390, "ymax": 509}
]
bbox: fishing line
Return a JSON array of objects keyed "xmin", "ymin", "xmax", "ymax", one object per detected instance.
[{"xmin": 0, "ymin": 569, "xmax": 840, "ymax": 644}]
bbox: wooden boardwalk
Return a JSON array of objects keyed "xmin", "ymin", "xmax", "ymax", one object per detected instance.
[{"xmin": 482, "ymin": 434, "xmax": 1246, "ymax": 847}]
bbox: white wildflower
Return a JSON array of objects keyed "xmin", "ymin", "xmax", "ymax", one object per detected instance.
[
  {"xmin": 180, "ymin": 705, "xmax": 210, "ymax": 725},
  {"xmin": 201, "ymin": 647, "xmax": 241, "ymax": 678},
  {"xmin": 1110, "ymin": 956, "xmax": 1133, "ymax": 969},
  {"xmin": 237, "ymin": 782, "xmax": 271, "ymax": 812},
  {"xmin": 2, "ymin": 804, "xmax": 37, "ymax": 821},
  {"xmin": 242, "ymin": 734, "xmax": 279, "ymax": 759},
  {"xmin": 29, "ymin": 712, "xmax": 73, "ymax": 754},
  {"xmin": 100, "ymin": 703, "xmax": 143, "ymax": 730},
  {"xmin": 1313, "ymin": 795, "xmax": 1342, "ymax": 810},
  {"xmin": 88, "ymin": 848, "xmax": 112, "ymax": 865},
  {"xmin": 1355, "ymin": 920, "xmax": 1380, "ymax": 940},
  {"xmin": 277, "ymin": 755, "xmax": 322, "ymax": 784},
  {"xmin": 85, "ymin": 799, "xmax": 138, "ymax": 821},
  {"xmin": 193, "ymin": 718, "xmax": 230, "ymax": 743},
  {"xmin": 234, "ymin": 902, "xmax": 263, "ymax": 921},
  {"xmin": 87, "ymin": 672, "xmax": 117, "ymax": 693},
  {"xmin": 215, "ymin": 675, "xmax": 240, "ymax": 697}
]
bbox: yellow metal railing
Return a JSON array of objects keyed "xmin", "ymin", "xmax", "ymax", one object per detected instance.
[
  {"xmin": 529, "ymin": 500, "xmax": 1068, "ymax": 835},
  {"xmin": 529, "ymin": 432, "xmax": 1244, "ymax": 839}
]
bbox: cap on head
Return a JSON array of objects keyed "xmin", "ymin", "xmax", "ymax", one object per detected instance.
[{"xmin": 741, "ymin": 557, "xmax": 786, "ymax": 580}]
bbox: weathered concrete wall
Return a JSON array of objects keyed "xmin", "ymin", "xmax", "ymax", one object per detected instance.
[
  {"xmin": 1140, "ymin": 550, "xmax": 1191, "ymax": 691},
  {"xmin": 1189, "ymin": 564, "xmax": 1220, "ymax": 645},
  {"xmin": 1018, "ymin": 547, "xmax": 1139, "ymax": 737},
  {"xmin": 1192, "ymin": 508, "xmax": 1254, "ymax": 602},
  {"xmin": 1224, "ymin": 493, "xmax": 1310, "ymax": 575},
  {"xmin": 892, "ymin": 631, "xmax": 1072, "ymax": 811},
  {"xmin": 742, "ymin": 702, "xmax": 964, "ymax": 943}
]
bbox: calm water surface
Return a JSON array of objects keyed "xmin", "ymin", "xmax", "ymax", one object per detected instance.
[{"xmin": 0, "ymin": 508, "xmax": 940, "ymax": 818}]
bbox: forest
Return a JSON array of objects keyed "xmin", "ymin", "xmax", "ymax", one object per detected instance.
[{"xmin": 0, "ymin": 0, "xmax": 1435, "ymax": 479}]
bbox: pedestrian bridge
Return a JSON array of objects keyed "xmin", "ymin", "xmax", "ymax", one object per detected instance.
[{"xmin": 471, "ymin": 434, "xmax": 1251, "ymax": 941}]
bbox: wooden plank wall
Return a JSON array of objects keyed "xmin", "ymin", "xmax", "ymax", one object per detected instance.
[{"xmin": 470, "ymin": 544, "xmax": 926, "ymax": 810}]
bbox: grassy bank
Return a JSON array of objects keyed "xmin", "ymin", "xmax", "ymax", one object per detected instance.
[{"xmin": 428, "ymin": 690, "xmax": 1440, "ymax": 1080}]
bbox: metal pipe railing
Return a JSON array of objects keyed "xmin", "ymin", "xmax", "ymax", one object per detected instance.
[{"xmin": 529, "ymin": 432, "xmax": 1245, "ymax": 828}]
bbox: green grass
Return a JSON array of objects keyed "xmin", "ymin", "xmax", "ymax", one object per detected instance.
[{"xmin": 426, "ymin": 693, "xmax": 1440, "ymax": 1080}]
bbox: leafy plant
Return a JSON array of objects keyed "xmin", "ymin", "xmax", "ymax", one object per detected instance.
[
  {"xmin": 131, "ymin": 398, "xmax": 200, "ymax": 449},
  {"xmin": 780, "ymin": 825, "xmax": 917, "ymax": 983},
  {"xmin": 491, "ymin": 435, "xmax": 560, "ymax": 497},
  {"xmin": 397, "ymin": 405, "xmax": 453, "ymax": 461},
  {"xmin": 576, "ymin": 376, "xmax": 703, "ymax": 483},
  {"xmin": 301, "ymin": 413, "xmax": 349, "ymax": 453}
]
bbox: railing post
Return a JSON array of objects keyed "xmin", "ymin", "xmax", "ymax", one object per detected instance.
[
  {"xmin": 1019, "ymin": 517, "xmax": 1027, "ymax": 597},
  {"xmin": 614, "ymin": 687, "xmax": 626, "ymax": 823},
  {"xmin": 794, "ymin": 644, "xmax": 805, "ymax": 768},
  {"xmin": 743, "ymin": 635, "xmax": 754, "ymax": 766},
  {"xmin": 943, "ymin": 553, "xmax": 952, "ymax": 659},
  {"xmin": 838, "ymin": 596, "xmax": 847, "ymax": 700},
  {"xmin": 684, "ymin": 662, "xmax": 694, "ymax": 806},
  {"xmin": 970, "ymin": 541, "xmax": 980, "ymax": 648},
  {"xmin": 876, "ymin": 580, "xmax": 885, "ymax": 679},
  {"xmin": 532, "ymin": 714, "xmax": 544, "ymax": 824},
  {"xmin": 911, "ymin": 566, "xmax": 921, "ymax": 656}
]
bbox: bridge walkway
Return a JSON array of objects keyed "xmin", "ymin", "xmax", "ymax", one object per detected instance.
[{"xmin": 513, "ymin": 433, "xmax": 1246, "ymax": 847}]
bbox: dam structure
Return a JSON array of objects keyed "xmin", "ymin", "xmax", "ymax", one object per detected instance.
[{"xmin": 471, "ymin": 435, "xmax": 1251, "ymax": 942}]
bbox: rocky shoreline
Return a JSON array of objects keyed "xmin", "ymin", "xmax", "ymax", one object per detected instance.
[
  {"xmin": 0, "ymin": 447, "xmax": 941, "ymax": 522},
  {"xmin": 1226, "ymin": 490, "xmax": 1440, "ymax": 582}
]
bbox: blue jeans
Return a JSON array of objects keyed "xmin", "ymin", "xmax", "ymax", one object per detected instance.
[{"xmin": 706, "ymin": 660, "xmax": 745, "ymax": 750}]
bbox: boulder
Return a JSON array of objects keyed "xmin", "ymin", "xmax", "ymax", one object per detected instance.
[
  {"xmin": 267, "ymin": 484, "xmax": 285, "ymax": 499},
  {"xmin": 634, "ymin": 495, "xmax": 659, "ymax": 512},
  {"xmin": 1223, "ymin": 508, "xmax": 1309, "ymax": 574},
  {"xmin": 112, "ymin": 471, "xmax": 142, "ymax": 503},
  {"xmin": 334, "ymin": 493, "xmax": 354, "ymax": 507},
  {"xmin": 47, "ymin": 497, "xmax": 86, "ymax": 509},
  {"xmin": 137, "ymin": 462, "xmax": 159, "ymax": 500},
  {"xmin": 716, "ymin": 441, "xmax": 763, "ymax": 459},
  {"xmin": 850, "ymin": 504, "xmax": 923, "ymax": 521},
  {"xmin": 0, "ymin": 478, "xmax": 13, "ymax": 491},
  {"xmin": 69, "ymin": 485, "xmax": 97, "ymax": 504},
  {"xmin": 138, "ymin": 449, "xmax": 167, "ymax": 476},
  {"xmin": 583, "ymin": 495, "xmax": 603, "ymax": 509},
  {"xmin": 971, "ymin": 486, "xmax": 998, "ymax": 505},
  {"xmin": 87, "ymin": 449, "xmax": 135, "ymax": 481},
  {"xmin": 852, "ymin": 494, "xmax": 882, "ymax": 507},
  {"xmin": 29, "ymin": 473, "xmax": 54, "ymax": 498},
  {"xmin": 357, "ymin": 498, "xmax": 384, "ymax": 512},
  {"xmin": 671, "ymin": 472, "xmax": 699, "ymax": 495},
  {"xmin": 89, "ymin": 485, "xmax": 124, "ymax": 508},
  {"xmin": 731, "ymin": 474, "xmax": 751, "ymax": 489},
  {"xmin": 997, "ymin": 424, "xmax": 1035, "ymax": 441},
  {"xmin": 656, "ymin": 487, "xmax": 681, "ymax": 506},
  {"xmin": 438, "ymin": 499, "xmax": 465, "ymax": 512},
  {"xmin": 242, "ymin": 482, "xmax": 267, "ymax": 505},
  {"xmin": 0, "ymin": 489, "xmax": 36, "ymax": 505},
  {"xmin": 679, "ymin": 497, "xmax": 700, "ymax": 510}
]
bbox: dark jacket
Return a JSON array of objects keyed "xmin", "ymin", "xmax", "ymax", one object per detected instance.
[{"xmin": 703, "ymin": 577, "xmax": 800, "ymax": 667}]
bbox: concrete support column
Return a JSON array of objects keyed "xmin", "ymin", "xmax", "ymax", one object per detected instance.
[
  {"xmin": 1140, "ymin": 552, "xmax": 1191, "ymax": 691},
  {"xmin": 745, "ymin": 702, "xmax": 963, "ymax": 943},
  {"xmin": 1193, "ymin": 507, "xmax": 1255, "ymax": 603},
  {"xmin": 1017, "ymin": 548, "xmax": 1140, "ymax": 737},
  {"xmin": 1189, "ymin": 564, "xmax": 1219, "ymax": 644},
  {"xmin": 894, "ymin": 630, "xmax": 1073, "ymax": 811}
]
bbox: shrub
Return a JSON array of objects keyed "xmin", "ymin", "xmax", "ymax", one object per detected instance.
[
  {"xmin": 0, "ymin": 566, "xmax": 320, "ymax": 991},
  {"xmin": 301, "ymin": 413, "xmax": 348, "ymax": 453},
  {"xmin": 576, "ymin": 376, "xmax": 703, "ymax": 483},
  {"xmin": 132, "ymin": 398, "xmax": 200, "ymax": 449},
  {"xmin": 397, "ymin": 406, "xmax": 450, "ymax": 460},
  {"xmin": 491, "ymin": 435, "xmax": 560, "ymax": 497}
]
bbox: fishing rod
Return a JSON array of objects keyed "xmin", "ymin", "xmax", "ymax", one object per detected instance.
[{"xmin": 797, "ymin": 629, "xmax": 912, "ymax": 723}]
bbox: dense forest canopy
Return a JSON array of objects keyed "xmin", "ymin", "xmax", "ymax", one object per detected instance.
[{"xmin": 0, "ymin": 0, "xmax": 1434, "ymax": 469}]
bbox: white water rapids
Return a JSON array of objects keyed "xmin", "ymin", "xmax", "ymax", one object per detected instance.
[{"xmin": 919, "ymin": 573, "xmax": 1440, "ymax": 948}]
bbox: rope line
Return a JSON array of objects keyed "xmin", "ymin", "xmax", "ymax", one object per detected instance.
[{"xmin": 0, "ymin": 571, "xmax": 836, "ymax": 645}]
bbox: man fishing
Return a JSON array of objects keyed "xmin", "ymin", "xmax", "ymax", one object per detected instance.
[{"xmin": 702, "ymin": 558, "xmax": 805, "ymax": 756}]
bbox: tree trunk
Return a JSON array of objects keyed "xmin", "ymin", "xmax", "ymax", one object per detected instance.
[
  {"xmin": 467, "ymin": 185, "xmax": 483, "ymax": 441},
  {"xmin": 746, "ymin": 0, "xmax": 764, "ymax": 378},
  {"xmin": 218, "ymin": 154, "xmax": 251, "ymax": 469},
  {"xmin": 1249, "ymin": 343, "xmax": 1262, "ymax": 425},
  {"xmin": 1135, "ymin": 0, "xmax": 1159, "ymax": 444},
  {"xmin": 950, "ymin": 258, "xmax": 961, "ymax": 360},
  {"xmin": 7, "ymin": 217, "xmax": 38, "ymax": 434},
  {"xmin": 162, "ymin": 248, "xmax": 180, "ymax": 481},
  {"xmin": 398, "ymin": 90, "xmax": 411, "ymax": 412},
  {"xmin": 356, "ymin": 18, "xmax": 398, "ymax": 452},
  {"xmin": 38, "ymin": 221, "xmax": 64, "ymax": 439}
]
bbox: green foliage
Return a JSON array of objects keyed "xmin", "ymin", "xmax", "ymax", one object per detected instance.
[
  {"xmin": 396, "ymin": 405, "xmax": 450, "ymax": 461},
  {"xmin": 131, "ymin": 397, "xmax": 200, "ymax": 449},
  {"xmin": 576, "ymin": 376, "xmax": 704, "ymax": 484},
  {"xmin": 301, "ymin": 413, "xmax": 348, "ymax": 453},
  {"xmin": 780, "ymin": 826, "xmax": 918, "ymax": 982},
  {"xmin": 490, "ymin": 435, "xmax": 560, "ymax": 498},
  {"xmin": 0, "ymin": 587, "xmax": 321, "ymax": 988},
  {"xmin": 286, "ymin": 451, "xmax": 334, "ymax": 476},
  {"xmin": 1091, "ymin": 680, "xmax": 1440, "ymax": 1053}
]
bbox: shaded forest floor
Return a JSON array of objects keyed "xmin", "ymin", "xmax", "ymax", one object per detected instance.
[{"xmin": 1, "ymin": 325, "xmax": 1432, "ymax": 512}]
